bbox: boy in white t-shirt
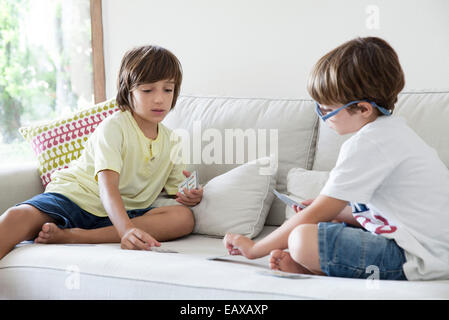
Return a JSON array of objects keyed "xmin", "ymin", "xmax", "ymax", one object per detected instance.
[{"xmin": 223, "ymin": 37, "xmax": 449, "ymax": 280}]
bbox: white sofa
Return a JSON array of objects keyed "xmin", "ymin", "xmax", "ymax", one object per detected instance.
[{"xmin": 1, "ymin": 91, "xmax": 449, "ymax": 300}]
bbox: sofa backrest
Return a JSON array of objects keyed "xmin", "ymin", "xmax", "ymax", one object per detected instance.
[
  {"xmin": 312, "ymin": 91, "xmax": 449, "ymax": 172},
  {"xmin": 3, "ymin": 91, "xmax": 446, "ymax": 224},
  {"xmin": 163, "ymin": 95, "xmax": 319, "ymax": 225}
]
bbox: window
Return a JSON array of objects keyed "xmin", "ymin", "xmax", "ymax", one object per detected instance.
[{"xmin": 0, "ymin": 0, "xmax": 103, "ymax": 165}]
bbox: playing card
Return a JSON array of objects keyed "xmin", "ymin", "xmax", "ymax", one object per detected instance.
[
  {"xmin": 178, "ymin": 170, "xmax": 199, "ymax": 194},
  {"xmin": 150, "ymin": 247, "xmax": 179, "ymax": 253},
  {"xmin": 273, "ymin": 189, "xmax": 306, "ymax": 209}
]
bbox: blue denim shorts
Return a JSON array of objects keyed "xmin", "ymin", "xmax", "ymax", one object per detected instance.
[
  {"xmin": 17, "ymin": 192, "xmax": 155, "ymax": 230},
  {"xmin": 318, "ymin": 222, "xmax": 407, "ymax": 280}
]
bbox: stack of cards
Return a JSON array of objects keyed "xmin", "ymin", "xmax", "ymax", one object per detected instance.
[
  {"xmin": 273, "ymin": 189, "xmax": 306, "ymax": 209},
  {"xmin": 178, "ymin": 170, "xmax": 199, "ymax": 195}
]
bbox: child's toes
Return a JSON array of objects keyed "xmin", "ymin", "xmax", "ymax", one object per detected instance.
[
  {"xmin": 269, "ymin": 249, "xmax": 283, "ymax": 269},
  {"xmin": 42, "ymin": 222, "xmax": 53, "ymax": 233},
  {"xmin": 40, "ymin": 230, "xmax": 50, "ymax": 239},
  {"xmin": 34, "ymin": 235, "xmax": 47, "ymax": 244},
  {"xmin": 269, "ymin": 261, "xmax": 280, "ymax": 270},
  {"xmin": 270, "ymin": 249, "xmax": 284, "ymax": 260}
]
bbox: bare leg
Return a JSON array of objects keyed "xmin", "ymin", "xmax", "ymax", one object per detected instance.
[
  {"xmin": 269, "ymin": 224, "xmax": 325, "ymax": 275},
  {"xmin": 35, "ymin": 205, "xmax": 194, "ymax": 244},
  {"xmin": 0, "ymin": 205, "xmax": 55, "ymax": 260}
]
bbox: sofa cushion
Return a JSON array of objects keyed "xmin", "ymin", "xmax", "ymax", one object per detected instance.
[
  {"xmin": 163, "ymin": 95, "xmax": 319, "ymax": 225},
  {"xmin": 285, "ymin": 168, "xmax": 330, "ymax": 219},
  {"xmin": 312, "ymin": 91, "xmax": 449, "ymax": 171},
  {"xmin": 191, "ymin": 156, "xmax": 276, "ymax": 238},
  {"xmin": 19, "ymin": 99, "xmax": 119, "ymax": 187},
  {"xmin": 2, "ymin": 227, "xmax": 448, "ymax": 299}
]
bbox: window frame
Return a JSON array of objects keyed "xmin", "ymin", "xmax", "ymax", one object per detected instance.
[{"xmin": 90, "ymin": 0, "xmax": 106, "ymax": 103}]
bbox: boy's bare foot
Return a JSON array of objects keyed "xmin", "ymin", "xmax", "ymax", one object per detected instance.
[
  {"xmin": 269, "ymin": 249, "xmax": 311, "ymax": 274},
  {"xmin": 34, "ymin": 222, "xmax": 74, "ymax": 244}
]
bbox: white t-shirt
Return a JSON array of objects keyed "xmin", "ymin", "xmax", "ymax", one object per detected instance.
[{"xmin": 321, "ymin": 116, "xmax": 449, "ymax": 280}]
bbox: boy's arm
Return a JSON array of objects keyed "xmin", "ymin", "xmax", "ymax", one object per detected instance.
[
  {"xmin": 224, "ymin": 195, "xmax": 347, "ymax": 259},
  {"xmin": 97, "ymin": 170, "xmax": 160, "ymax": 249},
  {"xmin": 332, "ymin": 205, "xmax": 362, "ymax": 227}
]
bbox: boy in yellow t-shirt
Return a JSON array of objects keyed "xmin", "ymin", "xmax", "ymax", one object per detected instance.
[{"xmin": 0, "ymin": 45, "xmax": 202, "ymax": 259}]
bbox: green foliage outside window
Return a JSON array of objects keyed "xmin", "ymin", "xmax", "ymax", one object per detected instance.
[{"xmin": 0, "ymin": 0, "xmax": 93, "ymax": 163}]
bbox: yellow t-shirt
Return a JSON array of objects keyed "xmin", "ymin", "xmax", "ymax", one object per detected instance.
[{"xmin": 45, "ymin": 110, "xmax": 185, "ymax": 217}]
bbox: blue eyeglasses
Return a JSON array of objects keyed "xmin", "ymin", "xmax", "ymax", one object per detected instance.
[{"xmin": 315, "ymin": 100, "xmax": 392, "ymax": 121}]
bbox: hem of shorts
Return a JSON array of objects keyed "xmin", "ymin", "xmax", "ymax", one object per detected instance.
[
  {"xmin": 317, "ymin": 222, "xmax": 329, "ymax": 276},
  {"xmin": 16, "ymin": 200, "xmax": 70, "ymax": 229},
  {"xmin": 43, "ymin": 190, "xmax": 108, "ymax": 218}
]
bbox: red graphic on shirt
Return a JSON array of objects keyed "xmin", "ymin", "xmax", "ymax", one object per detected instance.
[
  {"xmin": 373, "ymin": 215, "xmax": 397, "ymax": 234},
  {"xmin": 354, "ymin": 214, "xmax": 397, "ymax": 234}
]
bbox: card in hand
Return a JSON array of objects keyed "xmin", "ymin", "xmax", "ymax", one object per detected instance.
[
  {"xmin": 273, "ymin": 189, "xmax": 306, "ymax": 209},
  {"xmin": 178, "ymin": 170, "xmax": 199, "ymax": 195}
]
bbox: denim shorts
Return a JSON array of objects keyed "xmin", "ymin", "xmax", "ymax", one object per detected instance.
[
  {"xmin": 318, "ymin": 222, "xmax": 407, "ymax": 280},
  {"xmin": 17, "ymin": 192, "xmax": 155, "ymax": 230}
]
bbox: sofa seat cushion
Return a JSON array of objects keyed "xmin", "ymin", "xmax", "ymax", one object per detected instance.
[{"xmin": 1, "ymin": 226, "xmax": 448, "ymax": 300}]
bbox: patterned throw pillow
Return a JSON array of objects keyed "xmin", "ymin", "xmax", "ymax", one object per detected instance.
[{"xmin": 19, "ymin": 98, "xmax": 120, "ymax": 187}]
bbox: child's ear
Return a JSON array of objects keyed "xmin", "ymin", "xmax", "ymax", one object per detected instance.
[{"xmin": 357, "ymin": 102, "xmax": 374, "ymax": 117}]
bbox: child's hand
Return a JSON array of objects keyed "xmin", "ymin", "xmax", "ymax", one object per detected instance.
[
  {"xmin": 175, "ymin": 170, "xmax": 203, "ymax": 206},
  {"xmin": 120, "ymin": 227, "xmax": 161, "ymax": 251},
  {"xmin": 292, "ymin": 198, "xmax": 314, "ymax": 213},
  {"xmin": 223, "ymin": 233, "xmax": 256, "ymax": 259}
]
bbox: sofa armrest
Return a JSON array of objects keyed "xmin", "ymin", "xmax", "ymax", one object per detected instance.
[{"xmin": 0, "ymin": 162, "xmax": 44, "ymax": 215}]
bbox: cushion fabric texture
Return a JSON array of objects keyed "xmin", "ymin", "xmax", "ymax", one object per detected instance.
[
  {"xmin": 191, "ymin": 157, "xmax": 277, "ymax": 238},
  {"xmin": 19, "ymin": 99, "xmax": 119, "ymax": 187}
]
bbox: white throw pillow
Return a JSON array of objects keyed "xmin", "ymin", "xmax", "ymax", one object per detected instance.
[
  {"xmin": 191, "ymin": 157, "xmax": 277, "ymax": 238},
  {"xmin": 285, "ymin": 168, "xmax": 330, "ymax": 219}
]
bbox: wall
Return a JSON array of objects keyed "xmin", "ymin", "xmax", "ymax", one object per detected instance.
[{"xmin": 102, "ymin": 0, "xmax": 449, "ymax": 100}]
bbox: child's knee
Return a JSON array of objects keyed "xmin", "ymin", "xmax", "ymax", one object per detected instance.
[
  {"xmin": 288, "ymin": 224, "xmax": 317, "ymax": 264},
  {"xmin": 2, "ymin": 206, "xmax": 31, "ymax": 222},
  {"xmin": 2, "ymin": 205, "xmax": 47, "ymax": 224},
  {"xmin": 175, "ymin": 206, "xmax": 195, "ymax": 235}
]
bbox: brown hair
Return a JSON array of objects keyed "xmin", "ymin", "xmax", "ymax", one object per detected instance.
[
  {"xmin": 307, "ymin": 37, "xmax": 405, "ymax": 114},
  {"xmin": 116, "ymin": 45, "xmax": 183, "ymax": 112}
]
